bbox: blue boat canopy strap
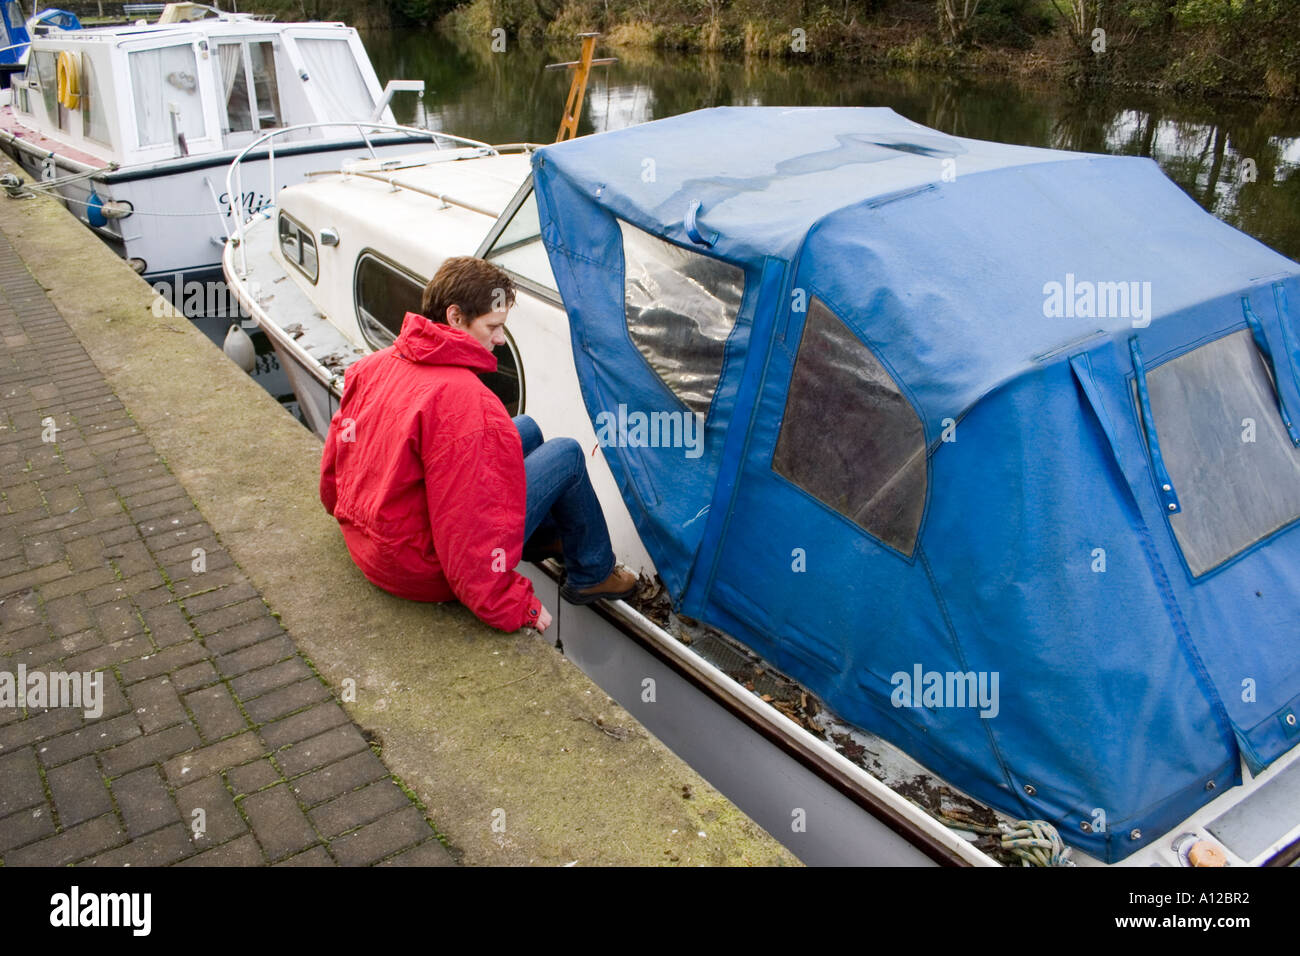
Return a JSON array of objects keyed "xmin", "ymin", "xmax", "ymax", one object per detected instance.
[
  {"xmin": 771, "ymin": 296, "xmax": 926, "ymax": 556},
  {"xmin": 683, "ymin": 199, "xmax": 718, "ymax": 247},
  {"xmin": 620, "ymin": 219, "xmax": 744, "ymax": 417},
  {"xmin": 1242, "ymin": 296, "xmax": 1300, "ymax": 447},
  {"xmin": 1144, "ymin": 329, "xmax": 1300, "ymax": 577},
  {"xmin": 1129, "ymin": 337, "xmax": 1182, "ymax": 519}
]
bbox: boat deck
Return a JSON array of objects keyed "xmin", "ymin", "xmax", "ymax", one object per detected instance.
[{"xmin": 0, "ymin": 105, "xmax": 109, "ymax": 170}]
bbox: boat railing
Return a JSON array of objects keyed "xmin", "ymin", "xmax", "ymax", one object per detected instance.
[{"xmin": 224, "ymin": 120, "xmax": 498, "ymax": 278}]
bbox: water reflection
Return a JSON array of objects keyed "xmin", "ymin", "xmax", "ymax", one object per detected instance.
[{"xmin": 362, "ymin": 29, "xmax": 1300, "ymax": 261}]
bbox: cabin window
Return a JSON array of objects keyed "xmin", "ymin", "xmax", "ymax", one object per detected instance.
[
  {"xmin": 296, "ymin": 37, "xmax": 373, "ymax": 121},
  {"xmin": 354, "ymin": 253, "xmax": 422, "ymax": 348},
  {"xmin": 352, "ymin": 252, "xmax": 524, "ymax": 415},
  {"xmin": 34, "ymin": 51, "xmax": 58, "ymax": 117},
  {"xmin": 483, "ymin": 189, "xmax": 557, "ymax": 293},
  {"xmin": 278, "ymin": 214, "xmax": 317, "ymax": 283},
  {"xmin": 218, "ymin": 41, "xmax": 282, "ymax": 134},
  {"xmin": 773, "ymin": 297, "xmax": 927, "ymax": 557},
  {"xmin": 218, "ymin": 43, "xmax": 253, "ymax": 133},
  {"xmin": 129, "ymin": 44, "xmax": 205, "ymax": 148},
  {"xmin": 1143, "ymin": 329, "xmax": 1300, "ymax": 576},
  {"xmin": 81, "ymin": 55, "xmax": 112, "ymax": 146},
  {"xmin": 618, "ymin": 219, "xmax": 744, "ymax": 417}
]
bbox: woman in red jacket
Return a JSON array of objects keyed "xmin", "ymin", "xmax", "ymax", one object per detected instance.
[{"xmin": 319, "ymin": 257, "xmax": 636, "ymax": 633}]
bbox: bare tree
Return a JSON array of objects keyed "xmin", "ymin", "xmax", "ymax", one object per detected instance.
[
  {"xmin": 938, "ymin": 0, "xmax": 983, "ymax": 47},
  {"xmin": 1050, "ymin": 0, "xmax": 1104, "ymax": 46}
]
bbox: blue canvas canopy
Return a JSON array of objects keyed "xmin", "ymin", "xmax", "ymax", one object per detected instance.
[{"xmin": 531, "ymin": 107, "xmax": 1300, "ymax": 862}]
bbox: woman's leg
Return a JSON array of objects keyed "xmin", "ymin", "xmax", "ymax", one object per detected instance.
[
  {"xmin": 522, "ymin": 437, "xmax": 615, "ymax": 590},
  {"xmin": 513, "ymin": 415, "xmax": 543, "ymax": 456}
]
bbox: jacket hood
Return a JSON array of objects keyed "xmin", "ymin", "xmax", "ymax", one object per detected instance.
[{"xmin": 393, "ymin": 312, "xmax": 498, "ymax": 373}]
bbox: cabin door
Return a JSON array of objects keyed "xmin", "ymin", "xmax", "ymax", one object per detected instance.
[{"xmin": 217, "ymin": 40, "xmax": 283, "ymax": 149}]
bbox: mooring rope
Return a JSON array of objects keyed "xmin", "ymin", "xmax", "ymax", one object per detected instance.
[{"xmin": 933, "ymin": 807, "xmax": 1075, "ymax": 866}]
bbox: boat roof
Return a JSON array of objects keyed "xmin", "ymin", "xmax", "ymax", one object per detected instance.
[
  {"xmin": 336, "ymin": 148, "xmax": 531, "ymax": 214},
  {"xmin": 278, "ymin": 150, "xmax": 533, "ymax": 279},
  {"xmin": 34, "ymin": 15, "xmax": 351, "ymax": 46}
]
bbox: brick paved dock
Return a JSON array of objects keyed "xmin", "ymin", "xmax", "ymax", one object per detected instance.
[{"xmin": 0, "ymin": 230, "xmax": 454, "ymax": 866}]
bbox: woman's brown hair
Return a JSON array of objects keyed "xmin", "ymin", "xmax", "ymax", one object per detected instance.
[{"xmin": 421, "ymin": 257, "xmax": 517, "ymax": 323}]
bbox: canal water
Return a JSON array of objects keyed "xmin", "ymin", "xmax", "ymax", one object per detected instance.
[{"xmin": 192, "ymin": 27, "xmax": 1300, "ymax": 420}]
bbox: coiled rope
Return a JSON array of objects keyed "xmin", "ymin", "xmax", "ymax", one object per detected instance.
[{"xmin": 933, "ymin": 807, "xmax": 1075, "ymax": 867}]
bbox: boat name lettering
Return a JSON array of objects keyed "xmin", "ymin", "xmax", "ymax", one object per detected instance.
[{"xmin": 218, "ymin": 190, "xmax": 274, "ymax": 218}]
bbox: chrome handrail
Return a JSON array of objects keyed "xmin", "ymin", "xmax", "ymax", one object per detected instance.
[{"xmin": 224, "ymin": 120, "xmax": 497, "ymax": 277}]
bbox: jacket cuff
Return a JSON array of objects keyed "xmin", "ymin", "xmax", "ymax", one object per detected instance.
[{"xmin": 521, "ymin": 594, "xmax": 543, "ymax": 631}]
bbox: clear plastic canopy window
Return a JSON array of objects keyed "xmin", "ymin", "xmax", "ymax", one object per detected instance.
[
  {"xmin": 773, "ymin": 296, "xmax": 927, "ymax": 556},
  {"xmin": 1146, "ymin": 328, "xmax": 1300, "ymax": 576},
  {"xmin": 619, "ymin": 220, "xmax": 744, "ymax": 418}
]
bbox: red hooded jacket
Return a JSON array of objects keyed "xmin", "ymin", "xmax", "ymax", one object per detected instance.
[{"xmin": 319, "ymin": 312, "xmax": 542, "ymax": 631}]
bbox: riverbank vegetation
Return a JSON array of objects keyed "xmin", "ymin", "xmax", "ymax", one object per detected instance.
[{"xmin": 382, "ymin": 1, "xmax": 1300, "ymax": 102}]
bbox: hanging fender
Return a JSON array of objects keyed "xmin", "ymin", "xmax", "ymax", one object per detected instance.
[{"xmin": 56, "ymin": 51, "xmax": 82, "ymax": 111}]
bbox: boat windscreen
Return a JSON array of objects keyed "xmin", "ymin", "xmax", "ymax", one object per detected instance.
[{"xmin": 484, "ymin": 190, "xmax": 557, "ymax": 293}]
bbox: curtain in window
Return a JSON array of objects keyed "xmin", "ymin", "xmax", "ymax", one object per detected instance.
[
  {"xmin": 129, "ymin": 44, "xmax": 205, "ymax": 148},
  {"xmin": 295, "ymin": 37, "xmax": 374, "ymax": 121},
  {"xmin": 218, "ymin": 42, "xmax": 252, "ymax": 132}
]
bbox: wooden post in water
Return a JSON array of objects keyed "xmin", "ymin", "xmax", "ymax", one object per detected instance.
[{"xmin": 546, "ymin": 33, "xmax": 616, "ymax": 143}]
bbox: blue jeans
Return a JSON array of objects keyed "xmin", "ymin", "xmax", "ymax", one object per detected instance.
[{"xmin": 515, "ymin": 415, "xmax": 615, "ymax": 590}]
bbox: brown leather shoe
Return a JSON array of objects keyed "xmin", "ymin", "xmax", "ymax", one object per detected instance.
[{"xmin": 560, "ymin": 566, "xmax": 638, "ymax": 606}]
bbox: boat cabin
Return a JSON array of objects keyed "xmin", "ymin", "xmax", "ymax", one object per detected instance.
[{"xmin": 6, "ymin": 12, "xmax": 392, "ymax": 165}]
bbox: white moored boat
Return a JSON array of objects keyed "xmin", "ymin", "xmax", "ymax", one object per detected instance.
[{"xmin": 0, "ymin": 3, "xmax": 435, "ymax": 283}]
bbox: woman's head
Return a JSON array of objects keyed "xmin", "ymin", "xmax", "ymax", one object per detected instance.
[{"xmin": 421, "ymin": 256, "xmax": 517, "ymax": 351}]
